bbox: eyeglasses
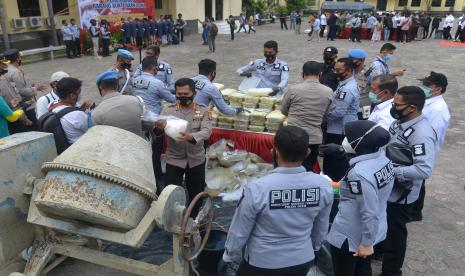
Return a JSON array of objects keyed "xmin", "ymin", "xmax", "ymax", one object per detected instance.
[{"xmin": 391, "ymin": 102, "xmax": 409, "ymax": 107}]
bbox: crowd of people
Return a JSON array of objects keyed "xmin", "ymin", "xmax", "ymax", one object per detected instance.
[{"xmin": 0, "ymin": 12, "xmax": 453, "ymax": 275}]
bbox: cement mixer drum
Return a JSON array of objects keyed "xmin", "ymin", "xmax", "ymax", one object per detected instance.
[{"xmin": 34, "ymin": 126, "xmax": 157, "ymax": 231}]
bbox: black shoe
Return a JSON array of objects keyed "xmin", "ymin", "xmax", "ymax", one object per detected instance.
[{"xmin": 67, "ymin": 56, "xmax": 74, "ymax": 59}]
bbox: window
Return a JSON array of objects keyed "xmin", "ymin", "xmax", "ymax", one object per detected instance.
[
  {"xmin": 398, "ymin": 0, "xmax": 408, "ymax": 6},
  {"xmin": 155, "ymin": 0, "xmax": 163, "ymax": 9},
  {"xmin": 307, "ymin": 0, "xmax": 317, "ymax": 6},
  {"xmin": 411, "ymin": 0, "xmax": 421, "ymax": 6},
  {"xmin": 445, "ymin": 0, "xmax": 455, "ymax": 6},
  {"xmin": 52, "ymin": 0, "xmax": 69, "ymax": 15},
  {"xmin": 432, "ymin": 0, "xmax": 442, "ymax": 6},
  {"xmin": 17, "ymin": 0, "xmax": 41, "ymax": 17}
]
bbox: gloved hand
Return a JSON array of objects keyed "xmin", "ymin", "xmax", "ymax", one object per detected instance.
[
  {"xmin": 268, "ymin": 87, "xmax": 280, "ymax": 96},
  {"xmin": 217, "ymin": 259, "xmax": 232, "ymax": 276},
  {"xmin": 236, "ymin": 107, "xmax": 245, "ymax": 114},
  {"xmin": 241, "ymin": 72, "xmax": 252, "ymax": 78},
  {"xmin": 318, "ymin": 143, "xmax": 344, "ymax": 157}
]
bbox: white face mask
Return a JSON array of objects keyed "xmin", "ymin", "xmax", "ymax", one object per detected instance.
[{"xmin": 342, "ymin": 124, "xmax": 381, "ymax": 154}]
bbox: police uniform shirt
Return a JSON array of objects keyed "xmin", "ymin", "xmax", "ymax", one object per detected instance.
[
  {"xmin": 111, "ymin": 66, "xmax": 133, "ymax": 96},
  {"xmin": 388, "ymin": 115, "xmax": 438, "ymax": 204},
  {"xmin": 354, "ymin": 68, "xmax": 370, "ymax": 107},
  {"xmin": 325, "ymin": 76, "xmax": 360, "ymax": 135},
  {"xmin": 161, "ymin": 104, "xmax": 212, "ymax": 169},
  {"xmin": 134, "ymin": 60, "xmax": 175, "ymax": 92},
  {"xmin": 422, "ymin": 95, "xmax": 450, "ymax": 157},
  {"xmin": 132, "ymin": 72, "xmax": 175, "ymax": 115},
  {"xmin": 223, "ymin": 167, "xmax": 333, "ymax": 269},
  {"xmin": 92, "ymin": 92, "xmax": 145, "ymax": 138},
  {"xmin": 236, "ymin": 58, "xmax": 289, "ymax": 92},
  {"xmin": 5, "ymin": 64, "xmax": 37, "ymax": 99},
  {"xmin": 192, "ymin": 75, "xmax": 236, "ymax": 115},
  {"xmin": 368, "ymin": 98, "xmax": 395, "ymax": 131},
  {"xmin": 327, "ymin": 151, "xmax": 395, "ymax": 252}
]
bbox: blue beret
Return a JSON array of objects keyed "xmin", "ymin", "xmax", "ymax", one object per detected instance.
[
  {"xmin": 348, "ymin": 49, "xmax": 367, "ymax": 60},
  {"xmin": 96, "ymin": 71, "xmax": 119, "ymax": 86},
  {"xmin": 117, "ymin": 49, "xmax": 134, "ymax": 60}
]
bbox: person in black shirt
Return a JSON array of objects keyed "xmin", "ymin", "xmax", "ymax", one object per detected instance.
[
  {"xmin": 429, "ymin": 15, "xmax": 441, "ymax": 38},
  {"xmin": 319, "ymin": 46, "xmax": 339, "ymax": 91},
  {"xmin": 226, "ymin": 15, "xmax": 236, "ymax": 40}
]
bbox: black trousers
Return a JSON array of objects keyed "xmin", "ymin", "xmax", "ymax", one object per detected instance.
[
  {"xmin": 237, "ymin": 24, "xmax": 247, "ymax": 33},
  {"xmin": 152, "ymin": 135, "xmax": 164, "ymax": 194},
  {"xmin": 323, "ymin": 134, "xmax": 349, "ymax": 182},
  {"xmin": 350, "ymin": 27, "xmax": 360, "ymax": 42},
  {"xmin": 423, "ymin": 26, "xmax": 430, "ymax": 39},
  {"xmin": 319, "ymin": 25, "xmax": 326, "ymax": 37},
  {"xmin": 136, "ymin": 36, "xmax": 143, "ymax": 47},
  {"xmin": 380, "ymin": 202, "xmax": 412, "ymax": 276},
  {"xmin": 229, "ymin": 26, "xmax": 235, "ymax": 40},
  {"xmin": 330, "ymin": 240, "xmax": 372, "ymax": 276},
  {"xmin": 443, "ymin": 26, "xmax": 452, "ymax": 39},
  {"xmin": 328, "ymin": 25, "xmax": 337, "ymax": 40},
  {"xmin": 454, "ymin": 26, "xmax": 462, "ymax": 40},
  {"xmin": 101, "ymin": 38, "xmax": 110, "ymax": 56},
  {"xmin": 64, "ymin": 40, "xmax": 76, "ymax": 58},
  {"xmin": 280, "ymin": 19, "xmax": 288, "ymax": 30},
  {"xmin": 237, "ymin": 259, "xmax": 313, "ymax": 276},
  {"xmin": 429, "ymin": 26, "xmax": 438, "ymax": 38},
  {"xmin": 409, "ymin": 180, "xmax": 425, "ymax": 220},
  {"xmin": 8, "ymin": 109, "xmax": 38, "ymax": 134},
  {"xmin": 302, "ymin": 144, "xmax": 319, "ymax": 173},
  {"xmin": 176, "ymin": 29, "xmax": 184, "ymax": 41},
  {"xmin": 74, "ymin": 38, "xmax": 81, "ymax": 56},
  {"xmin": 165, "ymin": 162, "xmax": 206, "ymax": 218},
  {"xmin": 396, "ymin": 27, "xmax": 402, "ymax": 42}
]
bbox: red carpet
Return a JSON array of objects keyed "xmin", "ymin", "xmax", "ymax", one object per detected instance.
[{"xmin": 438, "ymin": 41, "xmax": 465, "ymax": 46}]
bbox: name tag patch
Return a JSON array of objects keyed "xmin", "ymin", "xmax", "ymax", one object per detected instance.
[
  {"xmin": 195, "ymin": 80, "xmax": 205, "ymax": 90},
  {"xmin": 348, "ymin": 180, "xmax": 362, "ymax": 194},
  {"xmin": 336, "ymin": 91, "xmax": 347, "ymax": 100},
  {"xmin": 403, "ymin": 127, "xmax": 415, "ymax": 139},
  {"xmin": 282, "ymin": 65, "xmax": 289, "ymax": 71},
  {"xmin": 374, "ymin": 162, "xmax": 394, "ymax": 189},
  {"xmin": 412, "ymin": 144, "xmax": 426, "ymax": 156},
  {"xmin": 269, "ymin": 188, "xmax": 320, "ymax": 209},
  {"xmin": 167, "ymin": 68, "xmax": 172, "ymax": 75},
  {"xmin": 132, "ymin": 79, "xmax": 150, "ymax": 89}
]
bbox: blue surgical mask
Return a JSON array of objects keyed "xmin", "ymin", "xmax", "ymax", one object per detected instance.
[
  {"xmin": 369, "ymin": 91, "xmax": 380, "ymax": 104},
  {"xmin": 420, "ymin": 85, "xmax": 431, "ymax": 98},
  {"xmin": 384, "ymin": 54, "xmax": 393, "ymax": 62}
]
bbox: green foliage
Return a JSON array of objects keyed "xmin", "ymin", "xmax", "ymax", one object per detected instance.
[
  {"xmin": 274, "ymin": 5, "xmax": 288, "ymax": 15},
  {"xmin": 243, "ymin": 0, "xmax": 268, "ymax": 14},
  {"xmin": 285, "ymin": 0, "xmax": 307, "ymax": 12}
]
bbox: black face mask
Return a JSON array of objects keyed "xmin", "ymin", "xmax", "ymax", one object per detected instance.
[
  {"xmin": 334, "ymin": 71, "xmax": 346, "ymax": 81},
  {"xmin": 390, "ymin": 105, "xmax": 411, "ymax": 120},
  {"xmin": 272, "ymin": 148, "xmax": 278, "ymax": 168},
  {"xmin": 264, "ymin": 54, "xmax": 276, "ymax": 63},
  {"xmin": 122, "ymin": 63, "xmax": 132, "ymax": 70},
  {"xmin": 177, "ymin": 96, "xmax": 194, "ymax": 106},
  {"xmin": 324, "ymin": 56, "xmax": 335, "ymax": 66}
]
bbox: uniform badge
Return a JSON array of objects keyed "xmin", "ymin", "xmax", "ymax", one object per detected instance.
[
  {"xmin": 158, "ymin": 63, "xmax": 165, "ymax": 70},
  {"xmin": 249, "ymin": 60, "xmax": 255, "ymax": 65},
  {"xmin": 167, "ymin": 68, "xmax": 172, "ymax": 75},
  {"xmin": 273, "ymin": 63, "xmax": 280, "ymax": 69},
  {"xmin": 374, "ymin": 162, "xmax": 394, "ymax": 189},
  {"xmin": 348, "ymin": 180, "xmax": 362, "ymax": 195},
  {"xmin": 402, "ymin": 127, "xmax": 415, "ymax": 139},
  {"xmin": 269, "ymin": 188, "xmax": 320, "ymax": 209},
  {"xmin": 337, "ymin": 91, "xmax": 347, "ymax": 100},
  {"xmin": 282, "ymin": 65, "xmax": 289, "ymax": 72},
  {"xmin": 195, "ymin": 80, "xmax": 205, "ymax": 90},
  {"xmin": 412, "ymin": 144, "xmax": 426, "ymax": 156}
]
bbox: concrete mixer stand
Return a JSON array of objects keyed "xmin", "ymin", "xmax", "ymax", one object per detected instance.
[{"xmin": 19, "ymin": 184, "xmax": 214, "ymax": 276}]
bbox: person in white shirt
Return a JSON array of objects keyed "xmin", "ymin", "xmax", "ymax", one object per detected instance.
[
  {"xmin": 419, "ymin": 71, "xmax": 450, "ymax": 157},
  {"xmin": 410, "ymin": 71, "xmax": 449, "ymax": 222},
  {"xmin": 61, "ymin": 20, "xmax": 77, "ymax": 59},
  {"xmin": 320, "ymin": 13, "xmax": 327, "ymax": 37},
  {"xmin": 367, "ymin": 74, "xmax": 398, "ymax": 130},
  {"xmin": 49, "ymin": 77, "xmax": 90, "ymax": 144},
  {"xmin": 36, "ymin": 71, "xmax": 69, "ymax": 119},
  {"xmin": 443, "ymin": 13, "xmax": 454, "ymax": 40}
]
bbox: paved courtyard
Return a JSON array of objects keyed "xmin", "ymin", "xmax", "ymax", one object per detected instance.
[{"xmin": 19, "ymin": 22, "xmax": 465, "ymax": 275}]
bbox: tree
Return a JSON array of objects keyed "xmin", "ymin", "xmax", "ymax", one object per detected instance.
[
  {"xmin": 243, "ymin": 0, "xmax": 268, "ymax": 14},
  {"xmin": 285, "ymin": 0, "xmax": 307, "ymax": 13}
]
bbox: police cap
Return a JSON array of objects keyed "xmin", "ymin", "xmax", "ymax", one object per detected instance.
[
  {"xmin": 348, "ymin": 49, "xmax": 367, "ymax": 60},
  {"xmin": 117, "ymin": 49, "xmax": 134, "ymax": 60},
  {"xmin": 2, "ymin": 49, "xmax": 20, "ymax": 62},
  {"xmin": 323, "ymin": 46, "xmax": 338, "ymax": 56},
  {"xmin": 96, "ymin": 71, "xmax": 119, "ymax": 86}
]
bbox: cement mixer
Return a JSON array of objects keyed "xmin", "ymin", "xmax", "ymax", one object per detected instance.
[{"xmin": 0, "ymin": 126, "xmax": 213, "ymax": 276}]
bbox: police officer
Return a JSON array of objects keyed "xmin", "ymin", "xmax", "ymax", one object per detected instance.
[
  {"xmin": 154, "ymin": 78, "xmax": 212, "ymax": 217},
  {"xmin": 193, "ymin": 59, "xmax": 243, "ymax": 115},
  {"xmin": 319, "ymin": 46, "xmax": 339, "ymax": 91},
  {"xmin": 132, "ymin": 56, "xmax": 176, "ymax": 188},
  {"xmin": 380, "ymin": 86, "xmax": 437, "ymax": 276},
  {"xmin": 236, "ymin": 40, "xmax": 289, "ymax": 96},
  {"xmin": 112, "ymin": 49, "xmax": 134, "ymax": 95},
  {"xmin": 325, "ymin": 120, "xmax": 394, "ymax": 276},
  {"xmin": 219, "ymin": 126, "xmax": 333, "ymax": 276},
  {"xmin": 92, "ymin": 71, "xmax": 145, "ymax": 138},
  {"xmin": 348, "ymin": 49, "xmax": 370, "ymax": 119},
  {"xmin": 134, "ymin": 45, "xmax": 175, "ymax": 93},
  {"xmin": 3, "ymin": 49, "xmax": 48, "ymax": 132},
  {"xmin": 323, "ymin": 57, "xmax": 360, "ymax": 181}
]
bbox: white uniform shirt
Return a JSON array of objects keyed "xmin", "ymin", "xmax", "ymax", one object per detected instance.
[
  {"xmin": 36, "ymin": 90, "xmax": 58, "ymax": 119},
  {"xmin": 51, "ymin": 105, "xmax": 89, "ymax": 144},
  {"xmin": 443, "ymin": 15, "xmax": 454, "ymax": 28},
  {"xmin": 368, "ymin": 99, "xmax": 394, "ymax": 131},
  {"xmin": 320, "ymin": 14, "xmax": 327, "ymax": 25},
  {"xmin": 422, "ymin": 95, "xmax": 450, "ymax": 157}
]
